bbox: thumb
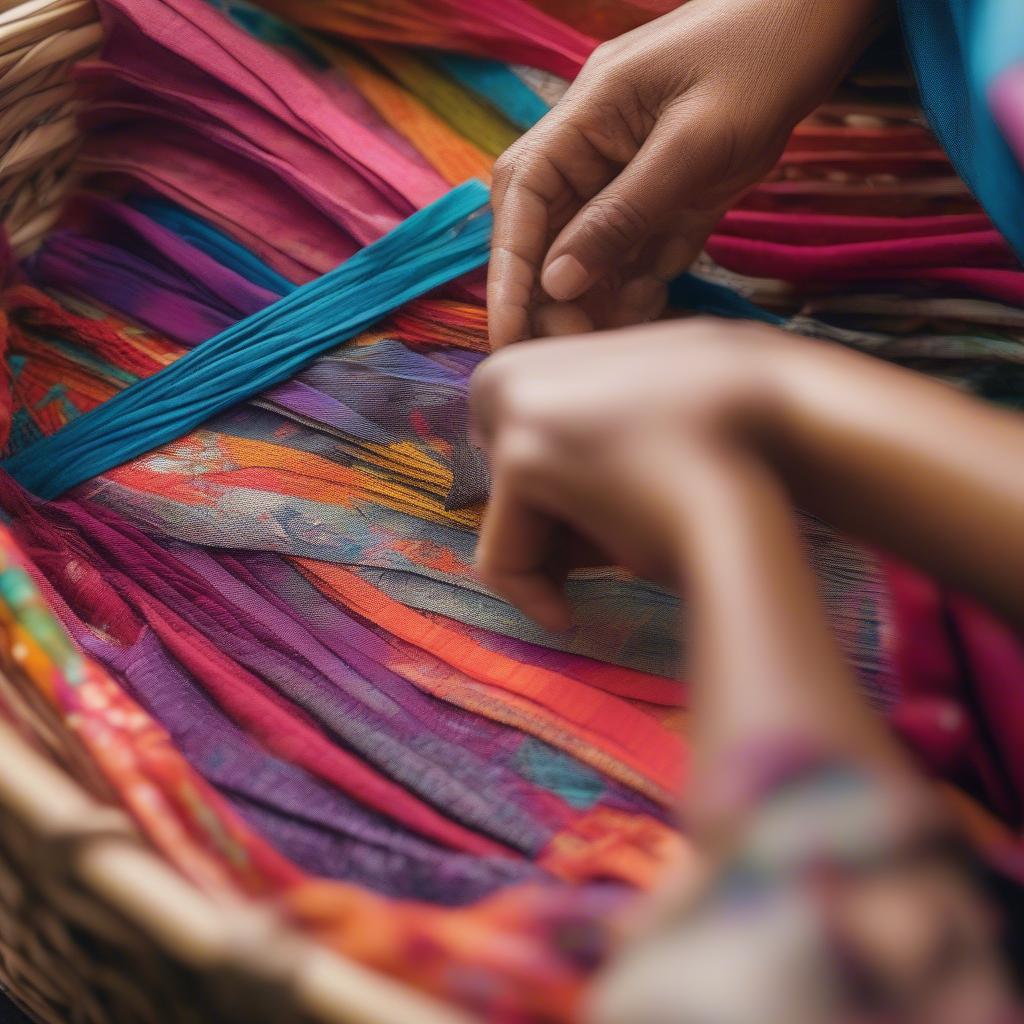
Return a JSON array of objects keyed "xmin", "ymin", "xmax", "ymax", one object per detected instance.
[{"xmin": 540, "ymin": 106, "xmax": 730, "ymax": 302}]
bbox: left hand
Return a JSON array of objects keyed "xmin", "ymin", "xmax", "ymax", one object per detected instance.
[{"xmin": 470, "ymin": 317, "xmax": 779, "ymax": 630}]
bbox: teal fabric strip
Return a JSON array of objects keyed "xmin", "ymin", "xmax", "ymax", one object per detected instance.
[
  {"xmin": 434, "ymin": 55, "xmax": 550, "ymax": 130},
  {"xmin": 204, "ymin": 0, "xmax": 328, "ymax": 67},
  {"xmin": 7, "ymin": 180, "xmax": 492, "ymax": 499},
  {"xmin": 899, "ymin": 0, "xmax": 1024, "ymax": 261},
  {"xmin": 668, "ymin": 274, "xmax": 783, "ymax": 325}
]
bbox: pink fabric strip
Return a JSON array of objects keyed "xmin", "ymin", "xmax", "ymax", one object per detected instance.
[
  {"xmin": 989, "ymin": 63, "xmax": 1024, "ymax": 173},
  {"xmin": 98, "ymin": 0, "xmax": 445, "ymax": 212},
  {"xmin": 717, "ymin": 211, "xmax": 995, "ymax": 246}
]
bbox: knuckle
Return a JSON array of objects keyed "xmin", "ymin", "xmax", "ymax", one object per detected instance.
[
  {"xmin": 491, "ymin": 153, "xmax": 512, "ymax": 183},
  {"xmin": 581, "ymin": 42, "xmax": 611, "ymax": 77},
  {"xmin": 492, "ymin": 139, "xmax": 554, "ymax": 200},
  {"xmin": 674, "ymin": 324, "xmax": 763, "ymax": 433},
  {"xmin": 589, "ymin": 38, "xmax": 625, "ymax": 67},
  {"xmin": 491, "ymin": 148, "xmax": 520, "ymax": 190},
  {"xmin": 494, "ymin": 137, "xmax": 539, "ymax": 179},
  {"xmin": 582, "ymin": 192, "xmax": 649, "ymax": 250},
  {"xmin": 471, "ymin": 350, "xmax": 527, "ymax": 417},
  {"xmin": 577, "ymin": 41, "xmax": 629, "ymax": 90}
]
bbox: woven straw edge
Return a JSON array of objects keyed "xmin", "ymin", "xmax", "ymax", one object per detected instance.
[
  {"xmin": 0, "ymin": 1, "xmax": 101, "ymax": 258},
  {"xmin": 0, "ymin": 715, "xmax": 471, "ymax": 1024}
]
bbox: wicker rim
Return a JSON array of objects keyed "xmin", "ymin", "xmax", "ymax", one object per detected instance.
[{"xmin": 0, "ymin": 0, "xmax": 101, "ymax": 257}]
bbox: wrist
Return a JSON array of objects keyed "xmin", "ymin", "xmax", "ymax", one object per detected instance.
[{"xmin": 767, "ymin": 0, "xmax": 891, "ymax": 116}]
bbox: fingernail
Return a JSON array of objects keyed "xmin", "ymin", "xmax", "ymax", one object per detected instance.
[{"xmin": 541, "ymin": 254, "xmax": 589, "ymax": 301}]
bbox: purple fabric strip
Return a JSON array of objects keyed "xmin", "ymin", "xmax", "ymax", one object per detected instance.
[
  {"xmin": 78, "ymin": 629, "xmax": 539, "ymax": 902},
  {"xmin": 0, "ymin": 476, "xmax": 666, "ymax": 859},
  {"xmin": 31, "ymin": 196, "xmax": 277, "ymax": 345}
]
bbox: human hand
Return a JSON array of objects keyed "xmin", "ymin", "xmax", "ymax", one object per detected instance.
[
  {"xmin": 487, "ymin": 0, "xmax": 885, "ymax": 346},
  {"xmin": 470, "ymin": 318, "xmax": 779, "ymax": 630}
]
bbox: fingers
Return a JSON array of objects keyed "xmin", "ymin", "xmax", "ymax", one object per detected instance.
[
  {"xmin": 490, "ymin": 65, "xmax": 666, "ymax": 349},
  {"xmin": 475, "ymin": 474, "xmax": 573, "ymax": 633},
  {"xmin": 532, "ymin": 301, "xmax": 595, "ymax": 337},
  {"xmin": 539, "ymin": 105, "xmax": 730, "ymax": 304},
  {"xmin": 472, "ymin": 351, "xmax": 595, "ymax": 630},
  {"xmin": 487, "ymin": 154, "xmax": 553, "ymax": 349},
  {"xmin": 488, "ymin": 103, "xmax": 620, "ymax": 349},
  {"xmin": 530, "ymin": 203, "xmax": 724, "ymax": 335},
  {"xmin": 607, "ymin": 275, "xmax": 667, "ymax": 328}
]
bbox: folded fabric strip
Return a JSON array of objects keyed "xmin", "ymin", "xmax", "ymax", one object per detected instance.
[
  {"xmin": 364, "ymin": 44, "xmax": 520, "ymax": 158},
  {"xmin": 5, "ymin": 179, "xmax": 492, "ymax": 498},
  {"xmin": 100, "ymin": 0, "xmax": 446, "ymax": 215},
  {"xmin": 330, "ymin": 45, "xmax": 496, "ymax": 186},
  {"xmin": 31, "ymin": 196, "xmax": 280, "ymax": 344},
  {"xmin": 0, "ymin": 515, "xmax": 633, "ymax": 1020},
  {"xmin": 0, "ymin": 474, "xmax": 681, "ymax": 887},
  {"xmin": 0, "ymin": 518, "xmax": 303, "ymax": 895}
]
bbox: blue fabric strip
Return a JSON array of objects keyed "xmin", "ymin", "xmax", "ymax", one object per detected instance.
[
  {"xmin": 971, "ymin": 0, "xmax": 1024, "ymax": 83},
  {"xmin": 7, "ymin": 180, "xmax": 492, "ymax": 499},
  {"xmin": 899, "ymin": 0, "xmax": 1024, "ymax": 262},
  {"xmin": 668, "ymin": 274, "xmax": 784, "ymax": 325}
]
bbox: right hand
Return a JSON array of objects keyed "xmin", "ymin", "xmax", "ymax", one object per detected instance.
[{"xmin": 487, "ymin": 0, "xmax": 885, "ymax": 346}]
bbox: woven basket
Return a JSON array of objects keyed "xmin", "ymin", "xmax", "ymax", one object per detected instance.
[{"xmin": 0, "ymin": 3, "xmax": 468, "ymax": 1021}]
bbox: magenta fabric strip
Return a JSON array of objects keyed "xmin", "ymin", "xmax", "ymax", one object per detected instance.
[
  {"xmin": 717, "ymin": 210, "xmax": 996, "ymax": 245},
  {"xmin": 706, "ymin": 229, "xmax": 1016, "ymax": 279},
  {"xmin": 96, "ymin": 0, "xmax": 446, "ymax": 214}
]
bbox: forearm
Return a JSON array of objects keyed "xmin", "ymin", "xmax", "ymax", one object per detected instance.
[
  {"xmin": 664, "ymin": 444, "xmax": 909, "ymax": 832},
  {"xmin": 760, "ymin": 0, "xmax": 891, "ymax": 112},
  {"xmin": 660, "ymin": 322, "xmax": 1024, "ymax": 827},
  {"xmin": 762, "ymin": 339, "xmax": 1024, "ymax": 631}
]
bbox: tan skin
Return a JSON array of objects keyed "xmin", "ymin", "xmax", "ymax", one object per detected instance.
[
  {"xmin": 487, "ymin": 0, "xmax": 887, "ymax": 346},
  {"xmin": 470, "ymin": 321, "xmax": 1024, "ymax": 1020}
]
